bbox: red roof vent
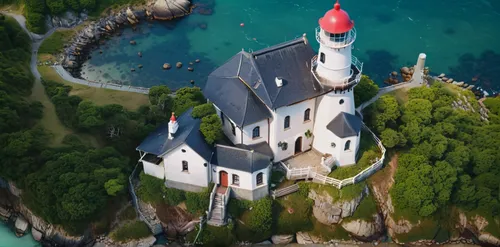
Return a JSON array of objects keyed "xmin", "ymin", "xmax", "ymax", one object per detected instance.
[
  {"xmin": 319, "ymin": 1, "xmax": 354, "ymax": 34},
  {"xmin": 170, "ymin": 112, "xmax": 176, "ymax": 122}
]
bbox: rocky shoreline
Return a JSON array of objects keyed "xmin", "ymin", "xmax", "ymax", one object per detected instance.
[{"xmin": 61, "ymin": 0, "xmax": 193, "ymax": 80}]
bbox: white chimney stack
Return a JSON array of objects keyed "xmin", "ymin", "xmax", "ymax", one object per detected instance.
[{"xmin": 168, "ymin": 112, "xmax": 179, "ymax": 139}]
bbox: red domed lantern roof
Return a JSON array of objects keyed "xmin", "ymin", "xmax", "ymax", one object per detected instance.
[
  {"xmin": 319, "ymin": 1, "xmax": 354, "ymax": 34},
  {"xmin": 170, "ymin": 112, "xmax": 176, "ymax": 122}
]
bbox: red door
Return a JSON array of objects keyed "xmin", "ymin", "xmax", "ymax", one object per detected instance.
[{"xmin": 220, "ymin": 171, "xmax": 228, "ymax": 187}]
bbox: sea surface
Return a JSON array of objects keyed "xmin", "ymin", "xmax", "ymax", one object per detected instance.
[
  {"xmin": 81, "ymin": 0, "xmax": 500, "ymax": 92},
  {"xmin": 0, "ymin": 222, "xmax": 40, "ymax": 247}
]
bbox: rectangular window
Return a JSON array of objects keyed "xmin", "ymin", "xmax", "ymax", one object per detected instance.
[
  {"xmin": 320, "ymin": 53, "xmax": 325, "ymax": 63},
  {"xmin": 232, "ymin": 174, "xmax": 240, "ymax": 186},
  {"xmin": 182, "ymin": 161, "xmax": 188, "ymax": 172},
  {"xmin": 256, "ymin": 173, "xmax": 263, "ymax": 185},
  {"xmin": 220, "ymin": 112, "xmax": 225, "ymax": 125}
]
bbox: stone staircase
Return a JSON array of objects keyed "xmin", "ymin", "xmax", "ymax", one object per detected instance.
[{"xmin": 207, "ymin": 192, "xmax": 225, "ymax": 226}]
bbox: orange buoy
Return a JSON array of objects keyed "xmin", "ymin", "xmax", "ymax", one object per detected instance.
[{"xmin": 240, "ymin": 23, "xmax": 245, "ymax": 27}]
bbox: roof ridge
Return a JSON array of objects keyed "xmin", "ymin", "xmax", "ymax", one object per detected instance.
[
  {"xmin": 252, "ymin": 37, "xmax": 305, "ymax": 56},
  {"xmin": 241, "ymin": 88, "xmax": 250, "ymax": 126},
  {"xmin": 246, "ymin": 54, "xmax": 273, "ymax": 107},
  {"xmin": 215, "ymin": 144, "xmax": 249, "ymax": 152}
]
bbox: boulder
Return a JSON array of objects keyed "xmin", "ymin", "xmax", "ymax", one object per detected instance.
[
  {"xmin": 163, "ymin": 63, "xmax": 171, "ymax": 70},
  {"xmin": 187, "ymin": 67, "xmax": 193, "ymax": 71},
  {"xmin": 31, "ymin": 227, "xmax": 43, "ymax": 241},
  {"xmin": 401, "ymin": 66, "xmax": 410, "ymax": 74},
  {"xmin": 271, "ymin": 234, "xmax": 294, "ymax": 244},
  {"xmin": 457, "ymin": 211, "xmax": 500, "ymax": 246},
  {"xmin": 309, "ymin": 186, "xmax": 368, "ymax": 225},
  {"xmin": 438, "ymin": 73, "xmax": 445, "ymax": 78},
  {"xmin": 195, "ymin": 59, "xmax": 200, "ymax": 63},
  {"xmin": 15, "ymin": 216, "xmax": 28, "ymax": 235},
  {"xmin": 151, "ymin": 0, "xmax": 192, "ymax": 20},
  {"xmin": 176, "ymin": 62, "xmax": 183, "ymax": 68},
  {"xmin": 130, "ymin": 40, "xmax": 137, "ymax": 45},
  {"xmin": 296, "ymin": 232, "xmax": 323, "ymax": 244},
  {"xmin": 341, "ymin": 214, "xmax": 384, "ymax": 238}
]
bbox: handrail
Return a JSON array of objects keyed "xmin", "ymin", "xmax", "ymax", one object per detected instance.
[
  {"xmin": 221, "ymin": 187, "xmax": 231, "ymax": 223},
  {"xmin": 128, "ymin": 163, "xmax": 162, "ymax": 234},
  {"xmin": 315, "ymin": 26, "xmax": 356, "ymax": 48},
  {"xmin": 310, "ymin": 55, "xmax": 363, "ymax": 87},
  {"xmin": 282, "ymin": 123, "xmax": 386, "ymax": 190},
  {"xmin": 207, "ymin": 185, "xmax": 217, "ymax": 219}
]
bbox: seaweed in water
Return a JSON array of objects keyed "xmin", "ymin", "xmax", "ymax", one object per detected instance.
[
  {"xmin": 443, "ymin": 27, "xmax": 455, "ymax": 36},
  {"xmin": 448, "ymin": 50, "xmax": 500, "ymax": 92},
  {"xmin": 374, "ymin": 13, "xmax": 394, "ymax": 24}
]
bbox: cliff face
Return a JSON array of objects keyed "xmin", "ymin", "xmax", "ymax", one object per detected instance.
[
  {"xmin": 341, "ymin": 213, "xmax": 384, "ymax": 239},
  {"xmin": 308, "ymin": 186, "xmax": 368, "ymax": 225},
  {"xmin": 457, "ymin": 211, "xmax": 500, "ymax": 246}
]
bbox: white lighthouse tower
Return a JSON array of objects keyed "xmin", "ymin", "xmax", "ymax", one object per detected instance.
[{"xmin": 312, "ymin": 0, "xmax": 363, "ymax": 166}]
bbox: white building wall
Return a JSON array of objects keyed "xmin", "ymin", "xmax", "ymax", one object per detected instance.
[
  {"xmin": 241, "ymin": 119, "xmax": 269, "ymax": 145},
  {"xmin": 142, "ymin": 160, "xmax": 164, "ymax": 179},
  {"xmin": 269, "ymin": 99, "xmax": 316, "ymax": 162},
  {"xmin": 212, "ymin": 166, "xmax": 269, "ymax": 191},
  {"xmin": 328, "ymin": 134, "xmax": 359, "ymax": 166},
  {"xmin": 163, "ymin": 144, "xmax": 210, "ymax": 188},
  {"xmin": 215, "ymin": 106, "xmax": 243, "ymax": 145},
  {"xmin": 316, "ymin": 40, "xmax": 352, "ymax": 83}
]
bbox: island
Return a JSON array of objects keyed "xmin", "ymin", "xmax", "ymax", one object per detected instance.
[{"xmin": 0, "ymin": 0, "xmax": 499, "ymax": 247}]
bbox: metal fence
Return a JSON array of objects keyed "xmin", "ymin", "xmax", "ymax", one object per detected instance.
[
  {"xmin": 281, "ymin": 123, "xmax": 386, "ymax": 189},
  {"xmin": 128, "ymin": 163, "xmax": 163, "ymax": 235}
]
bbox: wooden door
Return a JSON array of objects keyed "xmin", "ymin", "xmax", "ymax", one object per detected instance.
[
  {"xmin": 295, "ymin": 136, "xmax": 302, "ymax": 155},
  {"xmin": 220, "ymin": 171, "xmax": 228, "ymax": 187}
]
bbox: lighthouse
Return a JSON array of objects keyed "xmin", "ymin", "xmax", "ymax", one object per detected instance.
[{"xmin": 312, "ymin": 0, "xmax": 363, "ymax": 166}]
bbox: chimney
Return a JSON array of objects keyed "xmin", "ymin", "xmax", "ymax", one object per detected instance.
[
  {"xmin": 168, "ymin": 112, "xmax": 179, "ymax": 139},
  {"xmin": 275, "ymin": 77, "xmax": 283, "ymax": 87}
]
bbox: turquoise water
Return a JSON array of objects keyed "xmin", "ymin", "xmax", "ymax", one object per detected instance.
[
  {"xmin": 0, "ymin": 222, "xmax": 40, "ymax": 247},
  {"xmin": 82, "ymin": 0, "xmax": 500, "ymax": 92}
]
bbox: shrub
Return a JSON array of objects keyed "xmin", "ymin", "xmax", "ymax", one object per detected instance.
[
  {"xmin": 162, "ymin": 186, "xmax": 185, "ymax": 206},
  {"xmin": 200, "ymin": 114, "xmax": 223, "ymax": 145},
  {"xmin": 227, "ymin": 198, "xmax": 251, "ymax": 218},
  {"xmin": 137, "ymin": 172, "xmax": 164, "ymax": 204},
  {"xmin": 110, "ymin": 220, "xmax": 151, "ymax": 242},
  {"xmin": 118, "ymin": 205, "xmax": 137, "ymax": 222},
  {"xmin": 185, "ymin": 184, "xmax": 213, "ymax": 214},
  {"xmin": 246, "ymin": 197, "xmax": 273, "ymax": 233},
  {"xmin": 186, "ymin": 224, "xmax": 235, "ymax": 247},
  {"xmin": 192, "ymin": 103, "xmax": 216, "ymax": 119}
]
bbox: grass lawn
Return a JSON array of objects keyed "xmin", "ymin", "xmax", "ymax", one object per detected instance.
[
  {"xmin": 0, "ymin": 3, "xmax": 24, "ymax": 14},
  {"xmin": 328, "ymin": 130, "xmax": 380, "ymax": 180},
  {"xmin": 345, "ymin": 193, "xmax": 378, "ymax": 221},
  {"xmin": 38, "ymin": 66, "xmax": 149, "ymax": 110},
  {"xmin": 29, "ymin": 76, "xmax": 73, "ymax": 146},
  {"xmin": 308, "ymin": 181, "xmax": 366, "ymax": 202},
  {"xmin": 308, "ymin": 217, "xmax": 351, "ymax": 241},
  {"xmin": 274, "ymin": 193, "xmax": 314, "ymax": 234},
  {"xmin": 39, "ymin": 29, "xmax": 76, "ymax": 55}
]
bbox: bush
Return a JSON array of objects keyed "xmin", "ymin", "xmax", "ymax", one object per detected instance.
[
  {"xmin": 162, "ymin": 186, "xmax": 185, "ymax": 206},
  {"xmin": 110, "ymin": 220, "xmax": 151, "ymax": 242},
  {"xmin": 192, "ymin": 103, "xmax": 216, "ymax": 119},
  {"xmin": 137, "ymin": 172, "xmax": 164, "ymax": 204},
  {"xmin": 186, "ymin": 224, "xmax": 235, "ymax": 247},
  {"xmin": 200, "ymin": 114, "xmax": 223, "ymax": 145},
  {"xmin": 354, "ymin": 75, "xmax": 379, "ymax": 107},
  {"xmin": 234, "ymin": 198, "xmax": 273, "ymax": 242},
  {"xmin": 118, "ymin": 205, "xmax": 137, "ymax": 222},
  {"xmin": 185, "ymin": 184, "xmax": 213, "ymax": 214},
  {"xmin": 348, "ymin": 193, "xmax": 378, "ymax": 221},
  {"xmin": 227, "ymin": 198, "xmax": 251, "ymax": 218},
  {"xmin": 246, "ymin": 197, "xmax": 273, "ymax": 233}
]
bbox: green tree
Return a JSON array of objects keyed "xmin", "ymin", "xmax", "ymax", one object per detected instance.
[
  {"xmin": 46, "ymin": 0, "xmax": 66, "ymax": 15},
  {"xmin": 148, "ymin": 85, "xmax": 171, "ymax": 106},
  {"xmin": 380, "ymin": 128, "xmax": 405, "ymax": 148},
  {"xmin": 79, "ymin": 0, "xmax": 96, "ymax": 10},
  {"xmin": 370, "ymin": 95, "xmax": 400, "ymax": 132},
  {"xmin": 200, "ymin": 114, "xmax": 223, "ymax": 145},
  {"xmin": 402, "ymin": 99, "xmax": 433, "ymax": 124},
  {"xmin": 354, "ymin": 75, "xmax": 379, "ymax": 107},
  {"xmin": 192, "ymin": 103, "xmax": 216, "ymax": 119}
]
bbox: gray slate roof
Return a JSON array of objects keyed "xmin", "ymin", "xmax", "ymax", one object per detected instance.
[
  {"xmin": 236, "ymin": 141, "xmax": 274, "ymax": 158},
  {"xmin": 211, "ymin": 144, "xmax": 271, "ymax": 173},
  {"xmin": 204, "ymin": 36, "xmax": 325, "ymax": 126},
  {"xmin": 136, "ymin": 108, "xmax": 213, "ymax": 161},
  {"xmin": 327, "ymin": 112, "xmax": 362, "ymax": 138}
]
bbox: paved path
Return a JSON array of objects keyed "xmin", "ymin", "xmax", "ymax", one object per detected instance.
[
  {"xmin": 356, "ymin": 77, "xmax": 423, "ymax": 114},
  {"xmin": 3, "ymin": 12, "xmax": 150, "ymax": 95}
]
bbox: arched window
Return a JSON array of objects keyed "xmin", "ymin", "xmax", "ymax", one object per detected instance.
[
  {"xmin": 252, "ymin": 126, "xmax": 260, "ymax": 138},
  {"xmin": 232, "ymin": 174, "xmax": 240, "ymax": 185},
  {"xmin": 344, "ymin": 140, "xmax": 351, "ymax": 151},
  {"xmin": 256, "ymin": 172, "xmax": 263, "ymax": 185},
  {"xmin": 284, "ymin": 116, "xmax": 290, "ymax": 129},
  {"xmin": 182, "ymin": 160, "xmax": 188, "ymax": 172},
  {"xmin": 339, "ymin": 99, "xmax": 344, "ymax": 105},
  {"xmin": 320, "ymin": 52, "xmax": 326, "ymax": 63},
  {"xmin": 304, "ymin": 108, "xmax": 311, "ymax": 121}
]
